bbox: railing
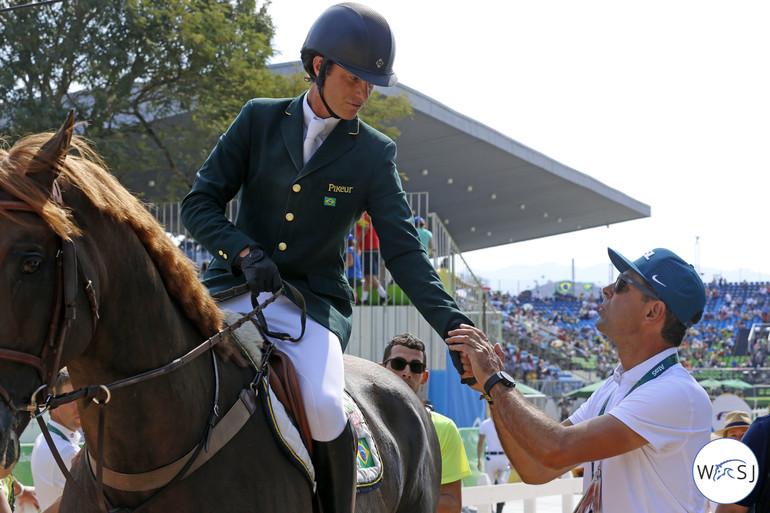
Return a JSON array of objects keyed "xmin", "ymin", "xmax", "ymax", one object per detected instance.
[
  {"xmin": 463, "ymin": 478, "xmax": 584, "ymax": 513},
  {"xmin": 691, "ymin": 366, "xmax": 770, "ymax": 383},
  {"xmin": 340, "ymin": 205, "xmax": 503, "ymax": 370},
  {"xmin": 427, "ymin": 210, "xmax": 502, "ymax": 339},
  {"xmin": 147, "ymin": 194, "xmax": 502, "ymax": 371},
  {"xmin": 502, "ymin": 327, "xmax": 578, "ymax": 373},
  {"xmin": 527, "ymin": 379, "xmax": 587, "ymax": 399}
]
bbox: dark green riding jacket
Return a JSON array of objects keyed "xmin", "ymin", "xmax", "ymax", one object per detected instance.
[{"xmin": 181, "ymin": 93, "xmax": 471, "ymax": 348}]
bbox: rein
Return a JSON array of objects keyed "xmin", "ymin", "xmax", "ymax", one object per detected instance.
[
  {"xmin": 1, "ymin": 191, "xmax": 308, "ymax": 513},
  {"xmin": 38, "ymin": 292, "xmax": 287, "ymax": 513}
]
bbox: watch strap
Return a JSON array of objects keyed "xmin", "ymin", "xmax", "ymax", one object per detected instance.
[{"xmin": 484, "ymin": 372, "xmax": 515, "ymax": 396}]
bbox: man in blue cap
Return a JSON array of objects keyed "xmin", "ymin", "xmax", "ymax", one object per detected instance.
[{"xmin": 447, "ymin": 247, "xmax": 713, "ymax": 512}]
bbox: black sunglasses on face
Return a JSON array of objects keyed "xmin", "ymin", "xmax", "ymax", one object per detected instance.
[
  {"xmin": 614, "ymin": 274, "xmax": 660, "ymax": 300},
  {"xmin": 384, "ymin": 357, "xmax": 426, "ymax": 374}
]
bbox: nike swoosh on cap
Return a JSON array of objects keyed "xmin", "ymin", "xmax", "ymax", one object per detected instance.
[{"xmin": 651, "ymin": 275, "xmax": 667, "ymax": 287}]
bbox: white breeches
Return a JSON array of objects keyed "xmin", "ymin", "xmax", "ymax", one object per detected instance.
[
  {"xmin": 482, "ymin": 454, "xmax": 511, "ymax": 484},
  {"xmin": 220, "ymin": 292, "xmax": 346, "ymax": 442}
]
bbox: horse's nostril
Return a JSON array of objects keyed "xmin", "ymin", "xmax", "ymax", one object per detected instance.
[{"xmin": 0, "ymin": 425, "xmax": 20, "ymax": 474}]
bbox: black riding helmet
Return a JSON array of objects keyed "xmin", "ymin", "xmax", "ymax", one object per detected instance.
[{"xmin": 301, "ymin": 2, "xmax": 397, "ymax": 118}]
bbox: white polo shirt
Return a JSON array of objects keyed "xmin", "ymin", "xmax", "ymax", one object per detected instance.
[
  {"xmin": 569, "ymin": 347, "xmax": 712, "ymax": 512},
  {"xmin": 30, "ymin": 420, "xmax": 82, "ymax": 511}
]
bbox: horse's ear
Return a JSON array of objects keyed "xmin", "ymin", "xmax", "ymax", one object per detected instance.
[{"xmin": 35, "ymin": 110, "xmax": 75, "ymax": 176}]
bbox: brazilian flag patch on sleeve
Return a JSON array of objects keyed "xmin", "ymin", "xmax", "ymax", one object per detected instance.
[{"xmin": 324, "ymin": 196, "xmax": 336, "ymax": 207}]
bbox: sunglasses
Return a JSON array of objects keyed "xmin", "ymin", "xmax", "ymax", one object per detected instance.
[
  {"xmin": 384, "ymin": 357, "xmax": 426, "ymax": 374},
  {"xmin": 614, "ymin": 274, "xmax": 660, "ymax": 300}
]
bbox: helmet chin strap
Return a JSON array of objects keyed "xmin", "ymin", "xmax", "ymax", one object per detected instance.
[{"xmin": 315, "ymin": 57, "xmax": 341, "ymax": 120}]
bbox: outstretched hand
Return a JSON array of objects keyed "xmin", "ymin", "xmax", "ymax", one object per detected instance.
[{"xmin": 446, "ymin": 324, "xmax": 506, "ymax": 392}]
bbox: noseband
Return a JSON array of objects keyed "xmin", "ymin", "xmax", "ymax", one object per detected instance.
[{"xmin": 0, "ymin": 186, "xmax": 99, "ymax": 415}]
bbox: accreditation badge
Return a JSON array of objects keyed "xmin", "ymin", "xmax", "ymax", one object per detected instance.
[{"xmin": 573, "ymin": 461, "xmax": 602, "ymax": 513}]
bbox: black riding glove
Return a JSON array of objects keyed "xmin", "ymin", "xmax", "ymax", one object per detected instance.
[{"xmin": 233, "ymin": 244, "xmax": 282, "ymax": 294}]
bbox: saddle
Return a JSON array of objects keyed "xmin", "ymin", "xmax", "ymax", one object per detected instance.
[
  {"xmin": 218, "ymin": 308, "xmax": 313, "ymax": 455},
  {"xmin": 265, "ymin": 345, "xmax": 314, "ymax": 458},
  {"xmin": 222, "ymin": 309, "xmax": 383, "ymax": 492}
]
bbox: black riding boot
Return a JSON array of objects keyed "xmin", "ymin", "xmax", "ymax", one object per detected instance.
[{"xmin": 312, "ymin": 419, "xmax": 357, "ymax": 513}]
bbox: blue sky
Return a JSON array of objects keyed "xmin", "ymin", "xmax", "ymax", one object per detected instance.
[{"xmin": 267, "ymin": 1, "xmax": 770, "ymax": 286}]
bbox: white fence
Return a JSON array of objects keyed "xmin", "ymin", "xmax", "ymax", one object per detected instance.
[{"xmin": 463, "ymin": 478, "xmax": 584, "ymax": 513}]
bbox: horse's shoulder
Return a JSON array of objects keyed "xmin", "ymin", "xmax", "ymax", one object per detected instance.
[
  {"xmin": 342, "ymin": 354, "xmax": 415, "ymax": 402},
  {"xmin": 343, "ymin": 354, "xmax": 395, "ymax": 381},
  {"xmin": 343, "ymin": 354, "xmax": 385, "ymax": 382}
]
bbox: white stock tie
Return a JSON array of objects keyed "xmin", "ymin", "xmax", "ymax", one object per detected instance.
[{"xmin": 303, "ymin": 118, "xmax": 326, "ymax": 165}]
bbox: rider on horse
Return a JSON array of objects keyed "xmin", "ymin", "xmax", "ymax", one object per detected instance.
[{"xmin": 181, "ymin": 3, "xmax": 475, "ymax": 511}]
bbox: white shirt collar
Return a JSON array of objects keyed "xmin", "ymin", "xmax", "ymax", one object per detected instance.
[
  {"xmin": 48, "ymin": 419, "xmax": 82, "ymax": 444},
  {"xmin": 611, "ymin": 346, "xmax": 678, "ymax": 392},
  {"xmin": 302, "ymin": 93, "xmax": 340, "ymax": 140}
]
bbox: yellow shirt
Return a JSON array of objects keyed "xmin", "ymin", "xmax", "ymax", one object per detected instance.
[
  {"xmin": 430, "ymin": 411, "xmax": 471, "ymax": 485},
  {"xmin": 0, "ymin": 475, "xmax": 12, "ymax": 509}
]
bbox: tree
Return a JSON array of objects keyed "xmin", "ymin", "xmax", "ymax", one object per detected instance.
[{"xmin": 0, "ymin": 0, "xmax": 412, "ymax": 202}]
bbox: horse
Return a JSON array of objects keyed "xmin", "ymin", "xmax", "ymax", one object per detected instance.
[{"xmin": 0, "ymin": 113, "xmax": 441, "ymax": 512}]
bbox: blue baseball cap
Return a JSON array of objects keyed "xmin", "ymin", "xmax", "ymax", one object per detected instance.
[
  {"xmin": 608, "ymin": 247, "xmax": 706, "ymax": 328},
  {"xmin": 414, "ymin": 216, "xmax": 423, "ymax": 223}
]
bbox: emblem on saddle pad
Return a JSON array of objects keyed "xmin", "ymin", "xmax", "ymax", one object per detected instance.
[{"xmin": 344, "ymin": 392, "xmax": 382, "ymax": 488}]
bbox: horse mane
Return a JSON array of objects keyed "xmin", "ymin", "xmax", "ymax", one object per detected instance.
[{"xmin": 0, "ymin": 131, "xmax": 240, "ymax": 362}]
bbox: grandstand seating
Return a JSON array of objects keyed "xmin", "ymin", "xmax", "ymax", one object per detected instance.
[{"xmin": 489, "ymin": 280, "xmax": 770, "ymax": 388}]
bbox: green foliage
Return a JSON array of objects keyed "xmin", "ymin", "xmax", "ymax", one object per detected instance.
[
  {"xmin": 359, "ymin": 90, "xmax": 413, "ymax": 140},
  {"xmin": 0, "ymin": 0, "xmax": 276, "ymax": 201},
  {"xmin": 0, "ymin": 0, "xmax": 413, "ymax": 202}
]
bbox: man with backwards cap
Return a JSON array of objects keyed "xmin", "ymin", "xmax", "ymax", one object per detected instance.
[
  {"xmin": 181, "ymin": 3, "xmax": 474, "ymax": 511},
  {"xmin": 448, "ymin": 248, "xmax": 713, "ymax": 512}
]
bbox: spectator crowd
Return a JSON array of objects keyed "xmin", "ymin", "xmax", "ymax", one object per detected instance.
[{"xmin": 488, "ymin": 279, "xmax": 770, "ymax": 386}]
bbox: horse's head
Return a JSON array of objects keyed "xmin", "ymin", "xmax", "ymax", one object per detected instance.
[
  {"xmin": 0, "ymin": 112, "xmax": 234, "ymax": 476},
  {"xmin": 0, "ymin": 112, "xmax": 94, "ymax": 476}
]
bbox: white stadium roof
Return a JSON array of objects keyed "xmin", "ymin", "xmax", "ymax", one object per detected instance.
[{"xmin": 273, "ymin": 62, "xmax": 650, "ymax": 253}]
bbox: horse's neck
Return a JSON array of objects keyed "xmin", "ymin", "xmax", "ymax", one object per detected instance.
[{"xmin": 69, "ymin": 230, "xmax": 231, "ymax": 473}]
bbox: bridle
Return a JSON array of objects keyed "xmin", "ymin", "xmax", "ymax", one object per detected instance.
[
  {"xmin": 0, "ymin": 181, "xmax": 99, "ymax": 415},
  {"xmin": 0, "ymin": 181, "xmax": 307, "ymax": 513}
]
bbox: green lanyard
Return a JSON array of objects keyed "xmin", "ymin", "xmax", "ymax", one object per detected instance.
[
  {"xmin": 591, "ymin": 352, "xmax": 679, "ymax": 474},
  {"xmin": 47, "ymin": 423, "xmax": 71, "ymax": 443},
  {"xmin": 598, "ymin": 353, "xmax": 678, "ymax": 416}
]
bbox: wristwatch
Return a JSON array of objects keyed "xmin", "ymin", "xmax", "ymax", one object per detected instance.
[{"xmin": 484, "ymin": 371, "xmax": 516, "ymax": 396}]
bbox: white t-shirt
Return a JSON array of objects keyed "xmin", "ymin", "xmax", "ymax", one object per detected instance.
[
  {"xmin": 479, "ymin": 417, "xmax": 504, "ymax": 453},
  {"xmin": 569, "ymin": 347, "xmax": 712, "ymax": 513},
  {"xmin": 30, "ymin": 420, "xmax": 82, "ymax": 511}
]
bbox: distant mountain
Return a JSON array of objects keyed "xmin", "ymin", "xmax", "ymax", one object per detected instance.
[{"xmin": 473, "ymin": 263, "xmax": 766, "ymax": 296}]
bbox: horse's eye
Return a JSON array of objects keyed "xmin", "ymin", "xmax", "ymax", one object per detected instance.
[{"xmin": 22, "ymin": 256, "xmax": 43, "ymax": 274}]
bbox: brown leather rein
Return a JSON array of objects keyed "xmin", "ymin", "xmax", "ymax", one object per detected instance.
[{"xmin": 0, "ymin": 194, "xmax": 307, "ymax": 513}]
